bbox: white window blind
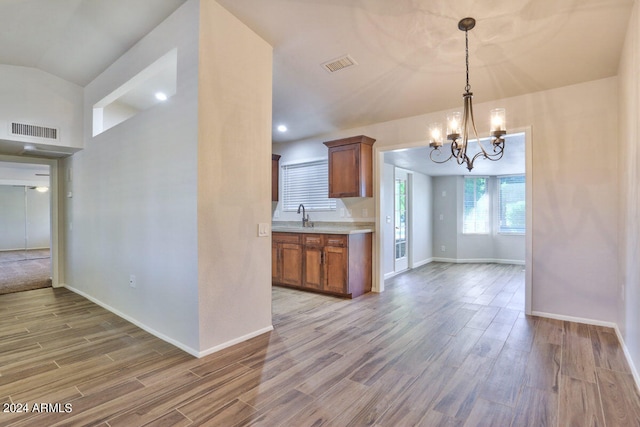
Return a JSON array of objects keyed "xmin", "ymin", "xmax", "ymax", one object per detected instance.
[
  {"xmin": 499, "ymin": 175, "xmax": 526, "ymax": 234},
  {"xmin": 282, "ymin": 160, "xmax": 337, "ymax": 211},
  {"xmin": 463, "ymin": 177, "xmax": 490, "ymax": 234}
]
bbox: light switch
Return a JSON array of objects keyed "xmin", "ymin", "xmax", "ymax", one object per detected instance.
[{"xmin": 258, "ymin": 223, "xmax": 270, "ymax": 237}]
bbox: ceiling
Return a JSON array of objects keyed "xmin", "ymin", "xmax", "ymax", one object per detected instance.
[
  {"xmin": 216, "ymin": 0, "xmax": 633, "ymax": 144},
  {"xmin": 0, "ymin": 0, "xmax": 187, "ymax": 87},
  {"xmin": 0, "ymin": 0, "xmax": 633, "ymax": 176}
]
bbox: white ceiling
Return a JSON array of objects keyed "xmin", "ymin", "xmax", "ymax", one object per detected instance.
[
  {"xmin": 0, "ymin": 0, "xmax": 633, "ymax": 176},
  {"xmin": 215, "ymin": 0, "xmax": 633, "ymax": 144},
  {"xmin": 0, "ymin": 0, "xmax": 187, "ymax": 87}
]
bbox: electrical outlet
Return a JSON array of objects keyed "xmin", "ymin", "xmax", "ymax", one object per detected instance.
[
  {"xmin": 439, "ymin": 214, "xmax": 444, "ymax": 221},
  {"xmin": 129, "ymin": 275, "xmax": 136, "ymax": 288},
  {"xmin": 441, "ymin": 245, "xmax": 446, "ymax": 252}
]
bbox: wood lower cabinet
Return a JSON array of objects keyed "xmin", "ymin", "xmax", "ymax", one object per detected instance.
[
  {"xmin": 272, "ymin": 233, "xmax": 302, "ymax": 286},
  {"xmin": 273, "ymin": 231, "xmax": 372, "ymax": 298}
]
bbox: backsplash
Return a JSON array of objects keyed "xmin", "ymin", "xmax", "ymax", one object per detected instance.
[{"xmin": 272, "ymin": 197, "xmax": 374, "ymax": 223}]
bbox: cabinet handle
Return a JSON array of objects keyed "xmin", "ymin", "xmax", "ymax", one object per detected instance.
[{"xmin": 321, "ymin": 251, "xmax": 325, "ymax": 264}]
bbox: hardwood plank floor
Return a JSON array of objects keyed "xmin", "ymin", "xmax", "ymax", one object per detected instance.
[{"xmin": 1, "ymin": 262, "xmax": 639, "ymax": 426}]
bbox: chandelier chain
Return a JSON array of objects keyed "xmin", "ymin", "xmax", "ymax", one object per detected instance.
[{"xmin": 465, "ymin": 29, "xmax": 470, "ymax": 93}]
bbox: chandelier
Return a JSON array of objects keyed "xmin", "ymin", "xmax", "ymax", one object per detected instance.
[{"xmin": 428, "ymin": 17, "xmax": 506, "ymax": 172}]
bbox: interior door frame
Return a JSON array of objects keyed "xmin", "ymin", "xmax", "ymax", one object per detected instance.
[
  {"xmin": 0, "ymin": 154, "xmax": 62, "ymax": 287},
  {"xmin": 373, "ymin": 126, "xmax": 532, "ymax": 315}
]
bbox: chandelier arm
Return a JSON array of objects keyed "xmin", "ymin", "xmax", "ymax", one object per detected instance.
[
  {"xmin": 429, "ymin": 147, "xmax": 454, "ymax": 164},
  {"xmin": 467, "ymin": 95, "xmax": 491, "ymax": 158}
]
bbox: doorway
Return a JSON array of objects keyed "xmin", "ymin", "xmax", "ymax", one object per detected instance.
[
  {"xmin": 0, "ymin": 158, "xmax": 58, "ymax": 293},
  {"xmin": 376, "ymin": 130, "xmax": 531, "ymax": 314}
]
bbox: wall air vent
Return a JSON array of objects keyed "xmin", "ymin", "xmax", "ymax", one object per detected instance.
[
  {"xmin": 322, "ymin": 55, "xmax": 358, "ymax": 73},
  {"xmin": 11, "ymin": 122, "xmax": 59, "ymax": 140}
]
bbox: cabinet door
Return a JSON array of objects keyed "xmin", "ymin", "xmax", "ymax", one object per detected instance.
[
  {"xmin": 272, "ymin": 241, "xmax": 280, "ymax": 282},
  {"xmin": 328, "ymin": 144, "xmax": 360, "ymax": 198},
  {"xmin": 303, "ymin": 246, "xmax": 323, "ymax": 290},
  {"xmin": 324, "ymin": 246, "xmax": 348, "ymax": 294},
  {"xmin": 280, "ymin": 243, "xmax": 302, "ymax": 286}
]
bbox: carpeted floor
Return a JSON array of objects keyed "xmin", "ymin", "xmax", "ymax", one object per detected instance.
[{"xmin": 0, "ymin": 249, "xmax": 52, "ymax": 294}]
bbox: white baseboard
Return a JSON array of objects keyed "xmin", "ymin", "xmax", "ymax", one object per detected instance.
[
  {"xmin": 197, "ymin": 326, "xmax": 274, "ymax": 358},
  {"xmin": 412, "ymin": 258, "xmax": 433, "ymax": 268},
  {"xmin": 63, "ymin": 284, "xmax": 273, "ymax": 359},
  {"xmin": 432, "ymin": 257, "xmax": 525, "ymax": 265},
  {"xmin": 532, "ymin": 311, "xmax": 640, "ymax": 392},
  {"xmin": 614, "ymin": 326, "xmax": 640, "ymax": 391},
  {"xmin": 531, "ymin": 311, "xmax": 618, "ymax": 329}
]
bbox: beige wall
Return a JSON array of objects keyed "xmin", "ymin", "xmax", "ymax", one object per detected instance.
[
  {"xmin": 197, "ymin": 0, "xmax": 273, "ymax": 354},
  {"xmin": 618, "ymin": 0, "xmax": 640, "ymax": 382}
]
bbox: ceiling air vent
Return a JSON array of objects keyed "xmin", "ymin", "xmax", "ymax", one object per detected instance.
[
  {"xmin": 11, "ymin": 122, "xmax": 59, "ymax": 140},
  {"xmin": 322, "ymin": 55, "xmax": 358, "ymax": 73}
]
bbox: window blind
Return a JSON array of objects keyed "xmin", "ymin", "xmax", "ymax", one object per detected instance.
[
  {"xmin": 499, "ymin": 175, "xmax": 526, "ymax": 234},
  {"xmin": 463, "ymin": 177, "xmax": 490, "ymax": 234},
  {"xmin": 282, "ymin": 160, "xmax": 337, "ymax": 211}
]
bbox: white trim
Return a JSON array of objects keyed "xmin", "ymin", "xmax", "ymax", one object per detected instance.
[
  {"xmin": 531, "ymin": 311, "xmax": 618, "ymax": 328},
  {"xmin": 64, "ymin": 284, "xmax": 274, "ymax": 359},
  {"xmin": 614, "ymin": 327, "xmax": 640, "ymax": 391},
  {"xmin": 198, "ymin": 326, "xmax": 274, "ymax": 358},
  {"xmin": 431, "ymin": 257, "xmax": 525, "ymax": 265},
  {"xmin": 412, "ymin": 258, "xmax": 433, "ymax": 268}
]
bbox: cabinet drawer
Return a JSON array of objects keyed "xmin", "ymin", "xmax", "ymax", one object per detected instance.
[
  {"xmin": 303, "ymin": 234, "xmax": 324, "ymax": 247},
  {"xmin": 273, "ymin": 232, "xmax": 301, "ymax": 244},
  {"xmin": 325, "ymin": 235, "xmax": 347, "ymax": 247}
]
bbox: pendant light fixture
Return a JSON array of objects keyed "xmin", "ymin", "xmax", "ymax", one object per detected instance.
[{"xmin": 428, "ymin": 17, "xmax": 506, "ymax": 172}]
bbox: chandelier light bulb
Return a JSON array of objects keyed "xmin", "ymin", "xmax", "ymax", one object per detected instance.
[
  {"xmin": 429, "ymin": 122, "xmax": 443, "ymax": 147},
  {"xmin": 490, "ymin": 108, "xmax": 506, "ymax": 132},
  {"xmin": 447, "ymin": 112, "xmax": 462, "ymax": 138}
]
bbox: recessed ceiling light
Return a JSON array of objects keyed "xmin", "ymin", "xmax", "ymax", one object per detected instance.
[
  {"xmin": 277, "ymin": 125, "xmax": 287, "ymax": 132},
  {"xmin": 155, "ymin": 92, "xmax": 168, "ymax": 101}
]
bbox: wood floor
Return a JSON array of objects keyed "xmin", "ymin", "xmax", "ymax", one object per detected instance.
[{"xmin": 1, "ymin": 262, "xmax": 639, "ymax": 426}]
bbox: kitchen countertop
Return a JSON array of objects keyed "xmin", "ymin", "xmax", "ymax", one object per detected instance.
[{"xmin": 271, "ymin": 221, "xmax": 374, "ymax": 235}]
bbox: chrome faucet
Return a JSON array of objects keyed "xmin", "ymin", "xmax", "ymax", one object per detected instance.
[{"xmin": 297, "ymin": 203, "xmax": 310, "ymax": 227}]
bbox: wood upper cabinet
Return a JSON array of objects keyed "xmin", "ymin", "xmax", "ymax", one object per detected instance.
[
  {"xmin": 273, "ymin": 231, "xmax": 372, "ymax": 298},
  {"xmin": 323, "ymin": 135, "xmax": 375, "ymax": 198},
  {"xmin": 272, "ymin": 154, "xmax": 281, "ymax": 202}
]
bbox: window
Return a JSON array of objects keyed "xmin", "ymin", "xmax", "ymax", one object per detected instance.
[
  {"xmin": 463, "ymin": 177, "xmax": 490, "ymax": 234},
  {"xmin": 499, "ymin": 175, "xmax": 526, "ymax": 234},
  {"xmin": 282, "ymin": 160, "xmax": 337, "ymax": 211}
]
